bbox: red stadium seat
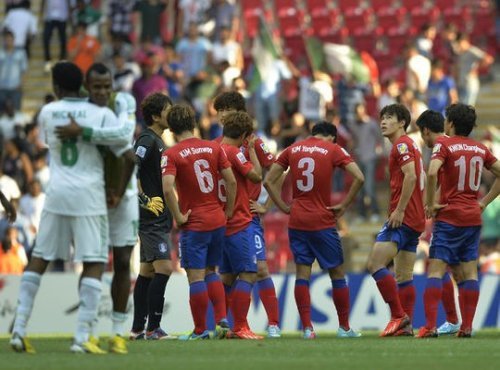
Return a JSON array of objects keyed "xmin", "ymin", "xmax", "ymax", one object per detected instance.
[
  {"xmin": 283, "ymin": 35, "xmax": 307, "ymax": 59},
  {"xmin": 434, "ymin": 0, "xmax": 459, "ymax": 11},
  {"xmin": 278, "ymin": 9, "xmax": 304, "ymax": 37},
  {"xmin": 470, "ymin": 9, "xmax": 496, "ymax": 35},
  {"xmin": 275, "ymin": 0, "xmax": 298, "ymax": 17},
  {"xmin": 320, "ymin": 27, "xmax": 349, "ymax": 44},
  {"xmin": 398, "ymin": 0, "xmax": 424, "ymax": 12},
  {"xmin": 343, "ymin": 8, "xmax": 374, "ymax": 32},
  {"xmin": 310, "ymin": 12, "xmax": 341, "ymax": 38},
  {"xmin": 409, "ymin": 6, "xmax": 440, "ymax": 31},
  {"xmin": 337, "ymin": 0, "xmax": 362, "ymax": 12},
  {"xmin": 442, "ymin": 7, "xmax": 471, "ymax": 32},
  {"xmin": 370, "ymin": 0, "xmax": 393, "ymax": 13},
  {"xmin": 306, "ymin": 0, "xmax": 333, "ymax": 17},
  {"xmin": 241, "ymin": 0, "xmax": 263, "ymax": 13},
  {"xmin": 387, "ymin": 27, "xmax": 416, "ymax": 54},
  {"xmin": 376, "ymin": 7, "xmax": 407, "ymax": 33},
  {"xmin": 352, "ymin": 28, "xmax": 383, "ymax": 53}
]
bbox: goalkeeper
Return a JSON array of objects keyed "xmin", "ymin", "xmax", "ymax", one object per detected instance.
[{"xmin": 131, "ymin": 92, "xmax": 176, "ymax": 340}]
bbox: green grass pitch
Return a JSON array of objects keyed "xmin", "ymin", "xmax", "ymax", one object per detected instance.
[{"xmin": 1, "ymin": 331, "xmax": 499, "ymax": 370}]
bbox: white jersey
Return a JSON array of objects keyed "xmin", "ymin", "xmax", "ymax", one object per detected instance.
[{"xmin": 38, "ymin": 98, "xmax": 122, "ymax": 216}]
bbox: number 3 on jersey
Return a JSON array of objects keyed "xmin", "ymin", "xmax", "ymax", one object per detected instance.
[
  {"xmin": 193, "ymin": 159, "xmax": 214, "ymax": 193},
  {"xmin": 297, "ymin": 157, "xmax": 315, "ymax": 192}
]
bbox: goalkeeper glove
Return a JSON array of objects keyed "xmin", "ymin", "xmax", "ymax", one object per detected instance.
[{"xmin": 139, "ymin": 193, "xmax": 164, "ymax": 217}]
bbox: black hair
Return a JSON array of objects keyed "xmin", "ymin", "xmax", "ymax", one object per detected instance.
[
  {"xmin": 311, "ymin": 120, "xmax": 337, "ymax": 138},
  {"xmin": 222, "ymin": 111, "xmax": 253, "ymax": 139},
  {"xmin": 52, "ymin": 61, "xmax": 83, "ymax": 92},
  {"xmin": 213, "ymin": 91, "xmax": 246, "ymax": 113},
  {"xmin": 380, "ymin": 103, "xmax": 412, "ymax": 131},
  {"xmin": 140, "ymin": 92, "xmax": 172, "ymax": 127},
  {"xmin": 431, "ymin": 58, "xmax": 444, "ymax": 69},
  {"xmin": 85, "ymin": 62, "xmax": 111, "ymax": 83},
  {"xmin": 416, "ymin": 109, "xmax": 444, "ymax": 133},
  {"xmin": 166, "ymin": 104, "xmax": 195, "ymax": 135},
  {"xmin": 445, "ymin": 103, "xmax": 476, "ymax": 137},
  {"xmin": 2, "ymin": 28, "xmax": 14, "ymax": 38}
]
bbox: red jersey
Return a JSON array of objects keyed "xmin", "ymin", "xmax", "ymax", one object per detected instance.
[
  {"xmin": 388, "ymin": 135, "xmax": 425, "ymax": 232},
  {"xmin": 431, "ymin": 135, "xmax": 497, "ymax": 226},
  {"xmin": 276, "ymin": 137, "xmax": 353, "ymax": 231},
  {"xmin": 161, "ymin": 137, "xmax": 230, "ymax": 231},
  {"xmin": 435, "ymin": 135, "xmax": 449, "ymax": 187},
  {"xmin": 241, "ymin": 137, "xmax": 275, "ymax": 204},
  {"xmin": 220, "ymin": 143, "xmax": 254, "ymax": 235}
]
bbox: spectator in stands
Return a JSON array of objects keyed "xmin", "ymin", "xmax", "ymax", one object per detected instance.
[
  {"xmin": 426, "ymin": 59, "xmax": 458, "ymax": 116},
  {"xmin": 176, "ymin": 22, "xmax": 212, "ymax": 102},
  {"xmin": 33, "ymin": 150, "xmax": 49, "ymax": 192},
  {"xmin": 377, "ymin": 78, "xmax": 400, "ymax": 111},
  {"xmin": 0, "ymin": 99, "xmax": 30, "ymax": 140},
  {"xmin": 107, "ymin": 0, "xmax": 135, "ymax": 43},
  {"xmin": 100, "ymin": 32, "xmax": 134, "ymax": 67},
  {"xmin": 21, "ymin": 123, "xmax": 45, "ymax": 160},
  {"xmin": 176, "ymin": 0, "xmax": 211, "ymax": 39},
  {"xmin": 212, "ymin": 26, "xmax": 243, "ymax": 73},
  {"xmin": 279, "ymin": 112, "xmax": 309, "ymax": 148},
  {"xmin": 298, "ymin": 70, "xmax": 334, "ymax": 123},
  {"xmin": 72, "ymin": 0, "xmax": 101, "ymax": 38},
  {"xmin": 2, "ymin": 138, "xmax": 33, "ymax": 193},
  {"xmin": 159, "ymin": 43, "xmax": 184, "ymax": 102},
  {"xmin": 207, "ymin": 0, "xmax": 239, "ymax": 41},
  {"xmin": 232, "ymin": 76, "xmax": 250, "ymax": 100},
  {"xmin": 110, "ymin": 51, "xmax": 140, "ymax": 93},
  {"xmin": 327, "ymin": 108, "xmax": 352, "ymax": 192},
  {"xmin": 348, "ymin": 103, "xmax": 383, "ymax": 223},
  {"xmin": 0, "ymin": 225, "xmax": 27, "ymax": 275},
  {"xmin": 337, "ymin": 74, "xmax": 369, "ymax": 126},
  {"xmin": 439, "ymin": 24, "xmax": 458, "ymax": 66},
  {"xmin": 0, "ymin": 29, "xmax": 27, "ymax": 113},
  {"xmin": 41, "ymin": 0, "xmax": 70, "ymax": 72},
  {"xmin": 0, "ymin": 166, "xmax": 21, "ymax": 220},
  {"xmin": 2, "ymin": 0, "xmax": 37, "ymax": 58},
  {"xmin": 455, "ymin": 33, "xmax": 494, "ymax": 106},
  {"xmin": 67, "ymin": 22, "xmax": 101, "ymax": 75},
  {"xmin": 133, "ymin": 0, "xmax": 168, "ymax": 45},
  {"xmin": 405, "ymin": 44, "xmax": 431, "ymax": 99},
  {"xmin": 216, "ymin": 60, "xmax": 240, "ymax": 88},
  {"xmin": 19, "ymin": 179, "xmax": 45, "ymax": 250},
  {"xmin": 416, "ymin": 24, "xmax": 437, "ymax": 59}
]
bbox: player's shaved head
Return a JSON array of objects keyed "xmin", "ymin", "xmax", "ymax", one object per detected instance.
[
  {"xmin": 213, "ymin": 91, "xmax": 246, "ymax": 113},
  {"xmin": 380, "ymin": 103, "xmax": 411, "ymax": 131},
  {"xmin": 445, "ymin": 103, "xmax": 476, "ymax": 137},
  {"xmin": 416, "ymin": 110, "xmax": 444, "ymax": 133},
  {"xmin": 52, "ymin": 61, "xmax": 83, "ymax": 93},
  {"xmin": 141, "ymin": 92, "xmax": 173, "ymax": 127},
  {"xmin": 166, "ymin": 104, "xmax": 195, "ymax": 135},
  {"xmin": 86, "ymin": 62, "xmax": 111, "ymax": 82},
  {"xmin": 222, "ymin": 111, "xmax": 253, "ymax": 139}
]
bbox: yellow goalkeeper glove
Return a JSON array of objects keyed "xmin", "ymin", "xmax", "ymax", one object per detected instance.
[{"xmin": 139, "ymin": 193, "xmax": 164, "ymax": 216}]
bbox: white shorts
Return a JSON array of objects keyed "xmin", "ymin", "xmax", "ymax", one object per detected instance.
[
  {"xmin": 32, "ymin": 211, "xmax": 109, "ymax": 263},
  {"xmin": 108, "ymin": 195, "xmax": 139, "ymax": 247}
]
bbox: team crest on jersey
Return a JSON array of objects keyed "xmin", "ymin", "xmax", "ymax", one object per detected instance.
[
  {"xmin": 236, "ymin": 152, "xmax": 247, "ymax": 163},
  {"xmin": 161, "ymin": 155, "xmax": 167, "ymax": 168},
  {"xmin": 158, "ymin": 243, "xmax": 167, "ymax": 253},
  {"xmin": 432, "ymin": 143, "xmax": 442, "ymax": 154},
  {"xmin": 135, "ymin": 146, "xmax": 147, "ymax": 158},
  {"xmin": 260, "ymin": 142, "xmax": 270, "ymax": 154},
  {"xmin": 397, "ymin": 143, "xmax": 409, "ymax": 154}
]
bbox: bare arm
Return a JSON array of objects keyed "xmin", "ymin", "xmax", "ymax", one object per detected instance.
[
  {"xmin": 0, "ymin": 190, "xmax": 16, "ymax": 223},
  {"xmin": 246, "ymin": 135, "xmax": 262, "ymax": 183},
  {"xmin": 388, "ymin": 161, "xmax": 417, "ymax": 228},
  {"xmin": 264, "ymin": 164, "xmax": 289, "ymax": 214},
  {"xmin": 426, "ymin": 158, "xmax": 446, "ymax": 218},
  {"xmin": 480, "ymin": 161, "xmax": 500, "ymax": 210},
  {"xmin": 328, "ymin": 162, "xmax": 364, "ymax": 218},
  {"xmin": 162, "ymin": 174, "xmax": 190, "ymax": 225},
  {"xmin": 221, "ymin": 167, "xmax": 237, "ymax": 219}
]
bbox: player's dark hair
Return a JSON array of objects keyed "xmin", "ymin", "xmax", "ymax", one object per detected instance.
[
  {"xmin": 213, "ymin": 91, "xmax": 246, "ymax": 113},
  {"xmin": 222, "ymin": 111, "xmax": 253, "ymax": 139},
  {"xmin": 380, "ymin": 103, "xmax": 411, "ymax": 131},
  {"xmin": 85, "ymin": 62, "xmax": 111, "ymax": 82},
  {"xmin": 445, "ymin": 103, "xmax": 476, "ymax": 137},
  {"xmin": 166, "ymin": 104, "xmax": 195, "ymax": 134},
  {"xmin": 416, "ymin": 110, "xmax": 444, "ymax": 133},
  {"xmin": 52, "ymin": 61, "xmax": 83, "ymax": 92},
  {"xmin": 141, "ymin": 92, "xmax": 173, "ymax": 127},
  {"xmin": 311, "ymin": 120, "xmax": 337, "ymax": 139}
]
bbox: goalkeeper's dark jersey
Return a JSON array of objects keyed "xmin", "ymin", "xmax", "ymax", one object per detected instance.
[{"xmin": 134, "ymin": 129, "xmax": 173, "ymax": 231}]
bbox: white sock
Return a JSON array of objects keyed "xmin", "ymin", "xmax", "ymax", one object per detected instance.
[
  {"xmin": 111, "ymin": 311, "xmax": 128, "ymax": 336},
  {"xmin": 13, "ymin": 271, "xmax": 41, "ymax": 337},
  {"xmin": 75, "ymin": 277, "xmax": 102, "ymax": 344}
]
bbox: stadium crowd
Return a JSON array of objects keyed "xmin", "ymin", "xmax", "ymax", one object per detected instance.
[{"xmin": 0, "ymin": 0, "xmax": 499, "ymax": 277}]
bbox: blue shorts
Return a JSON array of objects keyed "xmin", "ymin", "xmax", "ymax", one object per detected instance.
[
  {"xmin": 249, "ymin": 216, "xmax": 266, "ymax": 261},
  {"xmin": 179, "ymin": 227, "xmax": 225, "ymax": 269},
  {"xmin": 429, "ymin": 221, "xmax": 481, "ymax": 265},
  {"xmin": 375, "ymin": 222, "xmax": 420, "ymax": 253},
  {"xmin": 288, "ymin": 228, "xmax": 344, "ymax": 270},
  {"xmin": 220, "ymin": 225, "xmax": 257, "ymax": 274}
]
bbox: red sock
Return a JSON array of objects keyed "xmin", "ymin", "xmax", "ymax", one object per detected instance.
[
  {"xmin": 459, "ymin": 280, "xmax": 479, "ymax": 331},
  {"xmin": 398, "ymin": 280, "xmax": 416, "ymax": 322},
  {"xmin": 372, "ymin": 269, "xmax": 405, "ymax": 319},
  {"xmin": 331, "ymin": 279, "xmax": 350, "ymax": 330},
  {"xmin": 258, "ymin": 278, "xmax": 279, "ymax": 326},
  {"xmin": 442, "ymin": 273, "xmax": 459, "ymax": 324},
  {"xmin": 423, "ymin": 278, "xmax": 442, "ymax": 329},
  {"xmin": 294, "ymin": 279, "xmax": 312, "ymax": 329},
  {"xmin": 231, "ymin": 280, "xmax": 252, "ymax": 332},
  {"xmin": 189, "ymin": 281, "xmax": 208, "ymax": 334},
  {"xmin": 205, "ymin": 273, "xmax": 226, "ymax": 323}
]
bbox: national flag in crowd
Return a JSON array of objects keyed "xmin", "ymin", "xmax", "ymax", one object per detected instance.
[{"xmin": 305, "ymin": 36, "xmax": 371, "ymax": 84}]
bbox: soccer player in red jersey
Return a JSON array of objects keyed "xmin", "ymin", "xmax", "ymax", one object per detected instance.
[
  {"xmin": 264, "ymin": 121, "xmax": 365, "ymax": 339},
  {"xmin": 366, "ymin": 104, "xmax": 426, "ymax": 337},
  {"xmin": 416, "ymin": 110, "xmax": 462, "ymax": 335},
  {"xmin": 417, "ymin": 103, "xmax": 500, "ymax": 338},
  {"xmin": 218, "ymin": 111, "xmax": 264, "ymax": 339},
  {"xmin": 161, "ymin": 104, "xmax": 236, "ymax": 340},
  {"xmin": 213, "ymin": 91, "xmax": 281, "ymax": 338}
]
